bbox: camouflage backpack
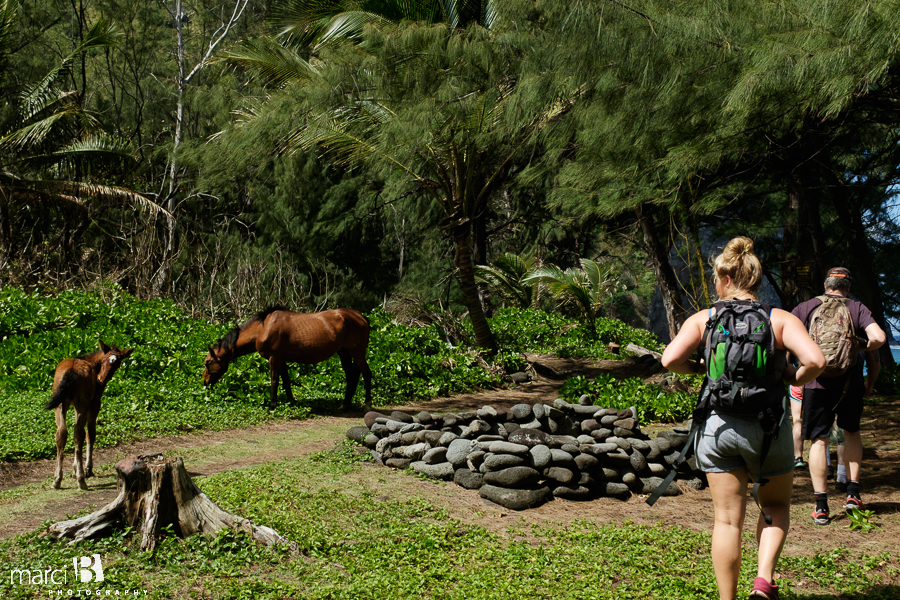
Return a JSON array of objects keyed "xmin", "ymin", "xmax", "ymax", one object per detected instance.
[{"xmin": 807, "ymin": 296, "xmax": 858, "ymax": 378}]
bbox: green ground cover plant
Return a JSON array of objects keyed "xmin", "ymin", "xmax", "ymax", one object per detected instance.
[
  {"xmin": 488, "ymin": 307, "xmax": 663, "ymax": 359},
  {"xmin": 559, "ymin": 373, "xmax": 696, "ymax": 423},
  {"xmin": 1, "ymin": 446, "xmax": 896, "ymax": 599},
  {"xmin": 0, "ymin": 286, "xmax": 665, "ymax": 462},
  {"xmin": 0, "ymin": 286, "xmax": 492, "ymax": 461}
]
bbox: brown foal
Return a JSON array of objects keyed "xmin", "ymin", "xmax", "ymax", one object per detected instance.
[{"xmin": 46, "ymin": 341, "xmax": 132, "ymax": 490}]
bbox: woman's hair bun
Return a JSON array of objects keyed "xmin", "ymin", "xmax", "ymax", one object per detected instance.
[{"xmin": 713, "ymin": 236, "xmax": 762, "ymax": 296}]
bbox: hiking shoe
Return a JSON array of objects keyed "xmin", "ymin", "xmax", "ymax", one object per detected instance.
[
  {"xmin": 793, "ymin": 456, "xmax": 806, "ymax": 469},
  {"xmin": 812, "ymin": 507, "xmax": 830, "ymax": 525},
  {"xmin": 844, "ymin": 496, "xmax": 866, "ymax": 511},
  {"xmin": 749, "ymin": 576, "xmax": 780, "ymax": 599}
]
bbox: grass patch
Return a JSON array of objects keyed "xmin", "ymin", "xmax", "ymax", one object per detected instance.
[{"xmin": 2, "ymin": 449, "xmax": 897, "ymax": 599}]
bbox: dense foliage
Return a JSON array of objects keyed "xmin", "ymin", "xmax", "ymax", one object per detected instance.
[
  {"xmin": 559, "ymin": 374, "xmax": 695, "ymax": 424},
  {"xmin": 0, "ymin": 286, "xmax": 665, "ymax": 462},
  {"xmin": 1, "ymin": 446, "xmax": 897, "ymax": 599},
  {"xmin": 1, "ymin": 0, "xmax": 897, "ymax": 358},
  {"xmin": 489, "ymin": 307, "xmax": 661, "ymax": 357}
]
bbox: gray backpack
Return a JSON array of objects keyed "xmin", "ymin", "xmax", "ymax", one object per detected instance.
[{"xmin": 808, "ymin": 296, "xmax": 858, "ymax": 378}]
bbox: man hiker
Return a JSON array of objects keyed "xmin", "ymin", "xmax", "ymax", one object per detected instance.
[{"xmin": 791, "ymin": 267, "xmax": 886, "ymax": 525}]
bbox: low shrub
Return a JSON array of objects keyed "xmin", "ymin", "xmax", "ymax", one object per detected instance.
[
  {"xmin": 559, "ymin": 373, "xmax": 696, "ymax": 423},
  {"xmin": 488, "ymin": 307, "xmax": 662, "ymax": 360},
  {"xmin": 0, "ymin": 286, "xmax": 670, "ymax": 462},
  {"xmin": 0, "ymin": 287, "xmax": 500, "ymax": 461}
]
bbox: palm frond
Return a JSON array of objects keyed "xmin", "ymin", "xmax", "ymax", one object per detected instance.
[
  {"xmin": 440, "ymin": 0, "xmax": 460, "ymax": 28},
  {"xmin": 0, "ymin": 0, "xmax": 16, "ymax": 56},
  {"xmin": 31, "ymin": 181, "xmax": 168, "ymax": 217},
  {"xmin": 58, "ymin": 135, "xmax": 133, "ymax": 157},
  {"xmin": 581, "ymin": 258, "xmax": 601, "ymax": 290},
  {"xmin": 317, "ymin": 11, "xmax": 396, "ymax": 46},
  {"xmin": 270, "ymin": 0, "xmax": 346, "ymax": 43},
  {"xmin": 474, "ymin": 252, "xmax": 536, "ymax": 308},
  {"xmin": 2, "ymin": 184, "xmax": 87, "ymax": 211},
  {"xmin": 0, "ymin": 110, "xmax": 75, "ymax": 153},
  {"xmin": 17, "ymin": 134, "xmax": 137, "ymax": 175},
  {"xmin": 283, "ymin": 101, "xmax": 426, "ymax": 182},
  {"xmin": 19, "ymin": 21, "xmax": 120, "ymax": 119},
  {"xmin": 523, "ymin": 259, "xmax": 617, "ymax": 324},
  {"xmin": 481, "ymin": 0, "xmax": 497, "ymax": 30},
  {"xmin": 223, "ymin": 38, "xmax": 320, "ymax": 87}
]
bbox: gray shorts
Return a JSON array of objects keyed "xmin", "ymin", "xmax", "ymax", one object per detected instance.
[{"xmin": 695, "ymin": 408, "xmax": 794, "ymax": 478}]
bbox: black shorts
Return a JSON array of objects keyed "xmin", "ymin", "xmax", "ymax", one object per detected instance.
[{"xmin": 801, "ymin": 387, "xmax": 864, "ymax": 440}]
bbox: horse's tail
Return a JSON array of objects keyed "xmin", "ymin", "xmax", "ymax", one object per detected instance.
[{"xmin": 45, "ymin": 369, "xmax": 79, "ymax": 410}]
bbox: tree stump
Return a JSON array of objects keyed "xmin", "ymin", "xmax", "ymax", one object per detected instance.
[{"xmin": 48, "ymin": 454, "xmax": 298, "ymax": 553}]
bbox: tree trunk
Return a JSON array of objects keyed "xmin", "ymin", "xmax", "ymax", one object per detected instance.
[
  {"xmin": 154, "ymin": 0, "xmax": 186, "ymax": 296},
  {"xmin": 0, "ymin": 192, "xmax": 10, "ymax": 272},
  {"xmin": 451, "ymin": 220, "xmax": 497, "ymax": 351},
  {"xmin": 47, "ymin": 454, "xmax": 298, "ymax": 554},
  {"xmin": 831, "ymin": 189, "xmax": 896, "ymax": 369},
  {"xmin": 780, "ymin": 189, "xmax": 801, "ymax": 310},
  {"xmin": 788, "ymin": 174, "xmax": 826, "ymax": 306},
  {"xmin": 153, "ymin": 0, "xmax": 250, "ymax": 296},
  {"xmin": 635, "ymin": 205, "xmax": 686, "ymax": 341}
]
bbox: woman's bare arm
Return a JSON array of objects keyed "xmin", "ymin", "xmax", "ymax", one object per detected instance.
[
  {"xmin": 774, "ymin": 310, "xmax": 825, "ymax": 386},
  {"xmin": 661, "ymin": 311, "xmax": 709, "ymax": 375}
]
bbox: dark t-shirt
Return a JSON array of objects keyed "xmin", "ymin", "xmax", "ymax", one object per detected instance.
[{"xmin": 791, "ymin": 294, "xmax": 875, "ymax": 392}]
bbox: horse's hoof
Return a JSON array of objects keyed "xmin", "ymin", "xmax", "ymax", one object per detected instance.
[
  {"xmin": 77, "ymin": 480, "xmax": 88, "ymax": 491},
  {"xmin": 85, "ymin": 469, "xmax": 94, "ymax": 478},
  {"xmin": 51, "ymin": 480, "xmax": 61, "ymax": 490}
]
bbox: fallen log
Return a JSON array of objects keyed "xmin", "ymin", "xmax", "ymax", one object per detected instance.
[
  {"xmin": 625, "ymin": 343, "xmax": 663, "ymax": 360},
  {"xmin": 48, "ymin": 454, "xmax": 298, "ymax": 554}
]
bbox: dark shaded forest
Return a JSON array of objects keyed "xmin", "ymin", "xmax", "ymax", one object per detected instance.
[{"xmin": 1, "ymin": 0, "xmax": 898, "ymax": 366}]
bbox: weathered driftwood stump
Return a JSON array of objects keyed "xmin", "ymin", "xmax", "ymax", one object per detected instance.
[{"xmin": 48, "ymin": 454, "xmax": 297, "ymax": 553}]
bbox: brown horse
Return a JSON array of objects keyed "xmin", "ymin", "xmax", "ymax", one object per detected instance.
[
  {"xmin": 46, "ymin": 341, "xmax": 133, "ymax": 490},
  {"xmin": 203, "ymin": 306, "xmax": 373, "ymax": 412}
]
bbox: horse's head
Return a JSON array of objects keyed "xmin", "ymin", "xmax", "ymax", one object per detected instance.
[
  {"xmin": 96, "ymin": 340, "xmax": 133, "ymax": 385},
  {"xmin": 203, "ymin": 346, "xmax": 230, "ymax": 387}
]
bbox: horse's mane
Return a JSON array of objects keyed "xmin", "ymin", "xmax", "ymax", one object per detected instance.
[
  {"xmin": 212, "ymin": 306, "xmax": 289, "ymax": 352},
  {"xmin": 77, "ymin": 344, "xmax": 123, "ymax": 361}
]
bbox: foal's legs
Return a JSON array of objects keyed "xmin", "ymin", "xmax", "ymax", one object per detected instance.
[
  {"xmin": 71, "ymin": 408, "xmax": 89, "ymax": 490},
  {"xmin": 52, "ymin": 406, "xmax": 68, "ymax": 489}
]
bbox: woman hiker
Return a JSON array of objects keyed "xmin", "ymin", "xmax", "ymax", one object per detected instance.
[{"xmin": 662, "ymin": 237, "xmax": 825, "ymax": 600}]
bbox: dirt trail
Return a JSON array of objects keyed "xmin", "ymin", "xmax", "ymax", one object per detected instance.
[{"xmin": 2, "ymin": 353, "xmax": 899, "ymax": 563}]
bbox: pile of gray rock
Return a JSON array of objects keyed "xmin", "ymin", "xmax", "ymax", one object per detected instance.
[{"xmin": 346, "ymin": 396, "xmax": 704, "ymax": 511}]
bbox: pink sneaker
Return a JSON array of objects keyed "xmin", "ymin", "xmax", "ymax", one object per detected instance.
[{"xmin": 749, "ymin": 576, "xmax": 779, "ymax": 599}]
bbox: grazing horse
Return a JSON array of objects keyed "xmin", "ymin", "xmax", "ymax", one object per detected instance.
[
  {"xmin": 46, "ymin": 341, "xmax": 133, "ymax": 490},
  {"xmin": 203, "ymin": 306, "xmax": 373, "ymax": 412}
]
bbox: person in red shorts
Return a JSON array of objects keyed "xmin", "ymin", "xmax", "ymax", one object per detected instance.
[
  {"xmin": 790, "ymin": 267, "xmax": 886, "ymax": 525},
  {"xmin": 789, "ymin": 385, "xmax": 805, "ymax": 469}
]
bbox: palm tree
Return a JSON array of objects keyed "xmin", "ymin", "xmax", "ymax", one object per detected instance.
[
  {"xmin": 219, "ymin": 6, "xmax": 573, "ymax": 352},
  {"xmin": 523, "ymin": 258, "xmax": 618, "ymax": 335},
  {"xmin": 474, "ymin": 252, "xmax": 540, "ymax": 309},
  {"xmin": 0, "ymin": 8, "xmax": 165, "ymax": 270}
]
